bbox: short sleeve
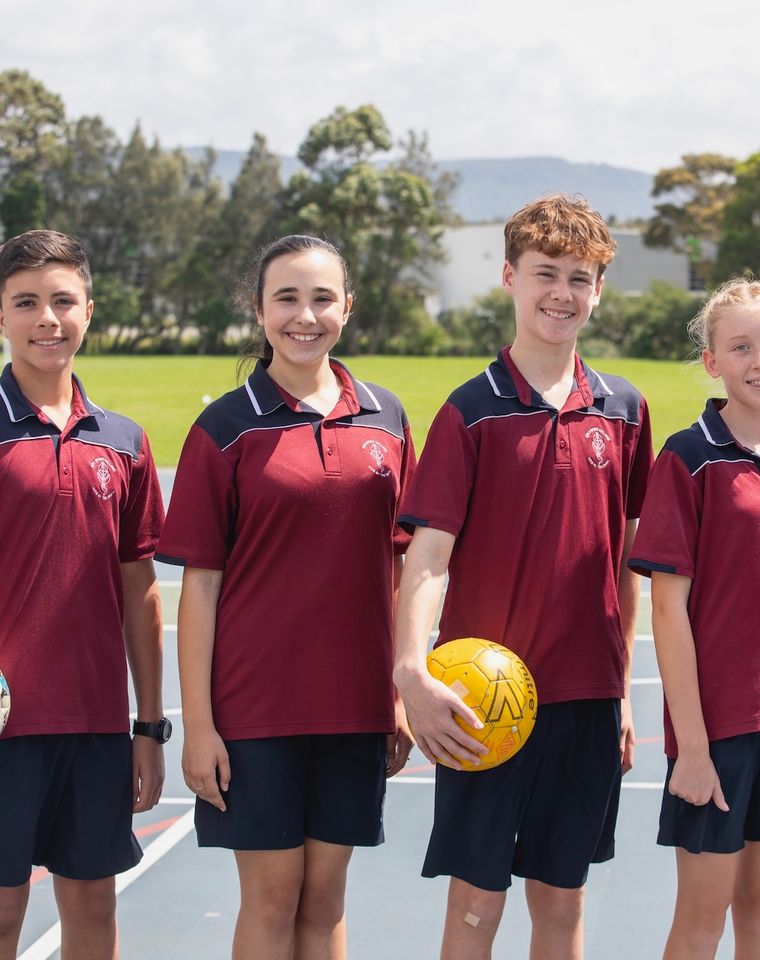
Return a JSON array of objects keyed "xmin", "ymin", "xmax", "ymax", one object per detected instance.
[
  {"xmin": 398, "ymin": 401, "xmax": 477, "ymax": 537},
  {"xmin": 157, "ymin": 424, "xmax": 237, "ymax": 570},
  {"xmin": 118, "ymin": 430, "xmax": 165, "ymax": 562},
  {"xmin": 628, "ymin": 448, "xmax": 701, "ymax": 579},
  {"xmin": 625, "ymin": 396, "xmax": 654, "ymax": 520}
]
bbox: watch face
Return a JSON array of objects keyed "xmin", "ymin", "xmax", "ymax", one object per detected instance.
[{"xmin": 159, "ymin": 718, "xmax": 173, "ymax": 743}]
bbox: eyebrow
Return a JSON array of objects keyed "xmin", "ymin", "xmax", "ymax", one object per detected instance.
[
  {"xmin": 271, "ymin": 285, "xmax": 338, "ymax": 296},
  {"xmin": 10, "ymin": 289, "xmax": 80, "ymax": 301}
]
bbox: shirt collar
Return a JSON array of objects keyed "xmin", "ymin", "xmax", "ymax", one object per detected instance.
[
  {"xmin": 697, "ymin": 398, "xmax": 742, "ymax": 448},
  {"xmin": 489, "ymin": 347, "xmax": 611, "ymax": 409},
  {"xmin": 0, "ymin": 363, "xmax": 105, "ymax": 423},
  {"xmin": 244, "ymin": 358, "xmax": 381, "ymax": 417}
]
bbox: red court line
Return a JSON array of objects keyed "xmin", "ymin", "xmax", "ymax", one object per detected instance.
[{"xmin": 28, "ymin": 816, "xmax": 181, "ymax": 888}]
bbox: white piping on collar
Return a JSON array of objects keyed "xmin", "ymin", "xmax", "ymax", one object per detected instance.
[
  {"xmin": 590, "ymin": 370, "xmax": 614, "ymax": 396},
  {"xmin": 0, "ymin": 383, "xmax": 18, "ymax": 421},
  {"xmin": 245, "ymin": 380, "xmax": 263, "ymax": 415},
  {"xmin": 485, "ymin": 366, "xmax": 502, "ymax": 397},
  {"xmin": 356, "ymin": 379, "xmax": 382, "ymax": 411}
]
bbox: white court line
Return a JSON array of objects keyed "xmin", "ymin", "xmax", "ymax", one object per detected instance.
[
  {"xmin": 19, "ymin": 812, "xmax": 195, "ymax": 960},
  {"xmin": 631, "ymin": 677, "xmax": 661, "ymax": 686}
]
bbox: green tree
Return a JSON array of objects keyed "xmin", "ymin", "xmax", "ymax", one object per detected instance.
[
  {"xmin": 712, "ymin": 152, "xmax": 760, "ymax": 282},
  {"xmin": 627, "ymin": 282, "xmax": 699, "ymax": 360},
  {"xmin": 0, "ymin": 170, "xmax": 47, "ymax": 235},
  {"xmin": 0, "ymin": 69, "xmax": 67, "ymax": 186},
  {"xmin": 644, "ymin": 153, "xmax": 737, "ymax": 286},
  {"xmin": 219, "ymin": 132, "xmax": 283, "ymax": 290},
  {"xmin": 439, "ymin": 288, "xmax": 516, "ymax": 356},
  {"xmin": 282, "ymin": 105, "xmax": 456, "ymax": 352}
]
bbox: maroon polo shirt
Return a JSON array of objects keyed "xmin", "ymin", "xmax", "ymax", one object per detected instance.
[
  {"xmin": 629, "ymin": 399, "xmax": 760, "ymax": 756},
  {"xmin": 157, "ymin": 359, "xmax": 415, "ymax": 739},
  {"xmin": 400, "ymin": 347, "xmax": 653, "ymax": 704},
  {"xmin": 0, "ymin": 364, "xmax": 164, "ymax": 738}
]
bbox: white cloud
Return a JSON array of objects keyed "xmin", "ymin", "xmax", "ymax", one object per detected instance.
[{"xmin": 3, "ymin": 0, "xmax": 760, "ymax": 171}]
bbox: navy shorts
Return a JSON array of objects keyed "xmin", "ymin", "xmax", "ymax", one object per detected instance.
[
  {"xmin": 423, "ymin": 699, "xmax": 622, "ymax": 891},
  {"xmin": 658, "ymin": 732, "xmax": 760, "ymax": 854},
  {"xmin": 0, "ymin": 734, "xmax": 141, "ymax": 887},
  {"xmin": 195, "ymin": 733, "xmax": 387, "ymax": 850}
]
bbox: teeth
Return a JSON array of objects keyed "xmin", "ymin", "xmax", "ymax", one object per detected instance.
[
  {"xmin": 542, "ymin": 309, "xmax": 573, "ymax": 319},
  {"xmin": 34, "ymin": 339, "xmax": 63, "ymax": 346},
  {"xmin": 289, "ymin": 333, "xmax": 319, "ymax": 342}
]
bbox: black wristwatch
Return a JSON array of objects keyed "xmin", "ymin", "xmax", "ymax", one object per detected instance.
[{"xmin": 132, "ymin": 717, "xmax": 173, "ymax": 743}]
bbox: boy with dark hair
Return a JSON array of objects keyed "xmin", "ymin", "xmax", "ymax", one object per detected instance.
[
  {"xmin": 0, "ymin": 230, "xmax": 168, "ymax": 960},
  {"xmin": 394, "ymin": 195, "xmax": 653, "ymax": 959}
]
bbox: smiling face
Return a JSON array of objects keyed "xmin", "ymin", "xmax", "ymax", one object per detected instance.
[
  {"xmin": 256, "ymin": 248, "xmax": 352, "ymax": 380},
  {"xmin": 703, "ymin": 304, "xmax": 760, "ymax": 417},
  {"xmin": 502, "ymin": 249, "xmax": 604, "ymax": 351},
  {"xmin": 0, "ymin": 263, "xmax": 93, "ymax": 388}
]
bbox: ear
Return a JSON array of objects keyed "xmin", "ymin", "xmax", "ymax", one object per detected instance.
[
  {"xmin": 703, "ymin": 348, "xmax": 721, "ymax": 380},
  {"xmin": 342, "ymin": 293, "xmax": 353, "ymax": 325},
  {"xmin": 502, "ymin": 260, "xmax": 516, "ymax": 293},
  {"xmin": 85, "ymin": 299, "xmax": 94, "ymax": 326},
  {"xmin": 591, "ymin": 273, "xmax": 605, "ymax": 308}
]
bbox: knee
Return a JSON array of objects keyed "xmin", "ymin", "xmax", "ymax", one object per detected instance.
[
  {"xmin": 526, "ymin": 882, "xmax": 584, "ymax": 932},
  {"xmin": 297, "ymin": 878, "xmax": 346, "ymax": 931},
  {"xmin": 448, "ymin": 878, "xmax": 506, "ymax": 930},
  {"xmin": 55, "ymin": 877, "xmax": 116, "ymax": 925},
  {"xmin": 0, "ymin": 885, "xmax": 28, "ymax": 942},
  {"xmin": 246, "ymin": 880, "xmax": 301, "ymax": 932}
]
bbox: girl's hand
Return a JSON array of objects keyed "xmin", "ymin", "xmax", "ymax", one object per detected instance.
[
  {"xmin": 386, "ymin": 698, "xmax": 414, "ymax": 777},
  {"xmin": 182, "ymin": 726, "xmax": 231, "ymax": 812},
  {"xmin": 669, "ymin": 752, "xmax": 729, "ymax": 811}
]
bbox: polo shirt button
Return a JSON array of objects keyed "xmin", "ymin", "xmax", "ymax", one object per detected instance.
[
  {"xmin": 63, "ymin": 466, "xmax": 70, "ymax": 475},
  {"xmin": 559, "ymin": 440, "xmax": 566, "ymax": 449},
  {"xmin": 326, "ymin": 447, "xmax": 334, "ymax": 455}
]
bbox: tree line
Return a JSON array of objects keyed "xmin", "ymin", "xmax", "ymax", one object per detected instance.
[{"xmin": 2, "ymin": 70, "xmax": 758, "ymax": 359}]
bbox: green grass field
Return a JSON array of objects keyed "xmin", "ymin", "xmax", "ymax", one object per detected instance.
[{"xmin": 73, "ymin": 354, "xmax": 718, "ymax": 466}]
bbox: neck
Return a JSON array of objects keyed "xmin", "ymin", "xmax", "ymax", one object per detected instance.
[
  {"xmin": 719, "ymin": 401, "xmax": 760, "ymax": 453},
  {"xmin": 266, "ymin": 354, "xmax": 337, "ymax": 398},
  {"xmin": 11, "ymin": 363, "xmax": 74, "ymax": 411},
  {"xmin": 509, "ymin": 337, "xmax": 577, "ymax": 392}
]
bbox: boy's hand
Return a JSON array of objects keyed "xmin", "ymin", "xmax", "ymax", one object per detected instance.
[
  {"xmin": 620, "ymin": 696, "xmax": 635, "ymax": 774},
  {"xmin": 669, "ymin": 752, "xmax": 729, "ymax": 811},
  {"xmin": 396, "ymin": 668, "xmax": 488, "ymax": 770},
  {"xmin": 386, "ymin": 697, "xmax": 414, "ymax": 778},
  {"xmin": 182, "ymin": 726, "xmax": 231, "ymax": 812},
  {"xmin": 132, "ymin": 736, "xmax": 165, "ymax": 812}
]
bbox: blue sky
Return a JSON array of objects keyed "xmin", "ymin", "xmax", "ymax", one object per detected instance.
[{"xmin": 4, "ymin": 0, "xmax": 759, "ymax": 173}]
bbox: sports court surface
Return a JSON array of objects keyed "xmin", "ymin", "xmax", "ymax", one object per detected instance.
[{"xmin": 15, "ymin": 470, "xmax": 737, "ymax": 959}]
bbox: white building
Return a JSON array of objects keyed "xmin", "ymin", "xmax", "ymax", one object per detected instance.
[{"xmin": 427, "ymin": 223, "xmax": 699, "ymax": 315}]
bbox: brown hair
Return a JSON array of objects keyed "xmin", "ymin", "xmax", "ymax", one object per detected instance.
[
  {"xmin": 689, "ymin": 277, "xmax": 760, "ymax": 353},
  {"xmin": 0, "ymin": 230, "xmax": 93, "ymax": 300},
  {"xmin": 504, "ymin": 194, "xmax": 616, "ymax": 276}
]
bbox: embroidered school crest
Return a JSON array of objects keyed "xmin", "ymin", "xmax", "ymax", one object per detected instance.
[
  {"xmin": 90, "ymin": 456, "xmax": 117, "ymax": 499},
  {"xmin": 585, "ymin": 426, "xmax": 611, "ymax": 470},
  {"xmin": 362, "ymin": 439, "xmax": 391, "ymax": 477}
]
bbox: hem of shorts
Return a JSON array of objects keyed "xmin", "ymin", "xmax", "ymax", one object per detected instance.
[
  {"xmin": 656, "ymin": 835, "xmax": 746, "ymax": 855},
  {"xmin": 421, "ymin": 866, "xmax": 512, "ymax": 893},
  {"xmin": 41, "ymin": 850, "xmax": 143, "ymax": 881},
  {"xmin": 217, "ymin": 719, "xmax": 396, "ymax": 739},
  {"xmin": 534, "ymin": 686, "xmax": 624, "ymax": 704}
]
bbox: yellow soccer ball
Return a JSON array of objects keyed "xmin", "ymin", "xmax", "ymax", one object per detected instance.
[{"xmin": 427, "ymin": 637, "xmax": 537, "ymax": 771}]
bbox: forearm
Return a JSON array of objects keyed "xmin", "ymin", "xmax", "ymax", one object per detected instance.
[
  {"xmin": 122, "ymin": 559, "xmax": 163, "ymax": 720},
  {"xmin": 393, "ymin": 528, "xmax": 453, "ymax": 685},
  {"xmin": 177, "ymin": 566, "xmax": 223, "ymax": 731},
  {"xmin": 651, "ymin": 572, "xmax": 707, "ymax": 754},
  {"xmin": 617, "ymin": 520, "xmax": 641, "ymax": 694}
]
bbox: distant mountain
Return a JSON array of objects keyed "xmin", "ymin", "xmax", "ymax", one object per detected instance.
[{"xmin": 185, "ymin": 149, "xmax": 655, "ymax": 224}]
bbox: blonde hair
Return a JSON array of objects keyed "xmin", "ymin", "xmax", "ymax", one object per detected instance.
[
  {"xmin": 503, "ymin": 194, "xmax": 616, "ymax": 276},
  {"xmin": 688, "ymin": 278, "xmax": 760, "ymax": 353}
]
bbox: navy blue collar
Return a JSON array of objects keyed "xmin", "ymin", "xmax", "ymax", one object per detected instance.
[
  {"xmin": 0, "ymin": 364, "xmax": 105, "ymax": 423},
  {"xmin": 243, "ymin": 358, "xmax": 382, "ymax": 417}
]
